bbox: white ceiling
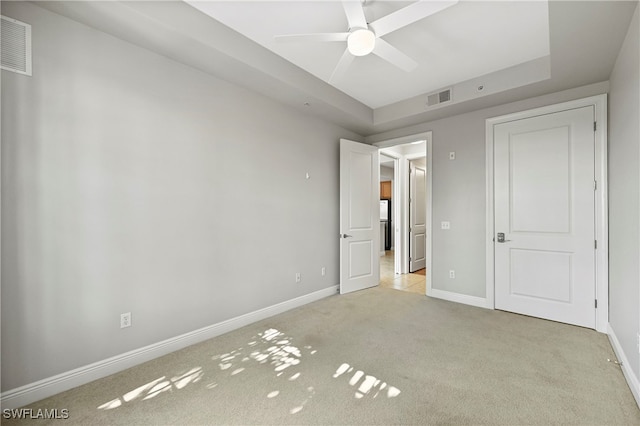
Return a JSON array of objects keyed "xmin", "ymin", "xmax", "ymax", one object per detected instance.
[
  {"xmin": 187, "ymin": 1, "xmax": 550, "ymax": 109},
  {"xmin": 34, "ymin": 1, "xmax": 638, "ymax": 136}
]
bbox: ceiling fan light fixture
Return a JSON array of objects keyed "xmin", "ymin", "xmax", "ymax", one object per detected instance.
[{"xmin": 347, "ymin": 29, "xmax": 376, "ymax": 56}]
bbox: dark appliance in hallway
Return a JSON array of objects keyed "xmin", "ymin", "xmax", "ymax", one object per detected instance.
[{"xmin": 380, "ymin": 199, "xmax": 392, "ymax": 251}]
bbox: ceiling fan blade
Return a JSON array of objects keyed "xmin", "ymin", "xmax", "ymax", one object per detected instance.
[
  {"xmin": 342, "ymin": 0, "xmax": 367, "ymax": 30},
  {"xmin": 329, "ymin": 48, "xmax": 355, "ymax": 84},
  {"xmin": 370, "ymin": 0, "xmax": 458, "ymax": 37},
  {"xmin": 274, "ymin": 33, "xmax": 350, "ymax": 43},
  {"xmin": 372, "ymin": 38, "xmax": 418, "ymax": 72}
]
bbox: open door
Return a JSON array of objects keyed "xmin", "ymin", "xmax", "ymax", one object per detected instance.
[
  {"xmin": 409, "ymin": 159, "xmax": 427, "ymax": 272},
  {"xmin": 340, "ymin": 139, "xmax": 380, "ymax": 294}
]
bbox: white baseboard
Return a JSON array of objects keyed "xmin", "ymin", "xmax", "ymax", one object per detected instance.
[
  {"xmin": 0, "ymin": 285, "xmax": 339, "ymax": 410},
  {"xmin": 607, "ymin": 323, "xmax": 640, "ymax": 409},
  {"xmin": 428, "ymin": 288, "xmax": 488, "ymax": 309}
]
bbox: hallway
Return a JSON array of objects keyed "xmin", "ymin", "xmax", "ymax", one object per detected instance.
[{"xmin": 379, "ymin": 251, "xmax": 426, "ymax": 295}]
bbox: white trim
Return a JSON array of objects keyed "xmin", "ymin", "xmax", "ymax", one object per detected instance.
[
  {"xmin": 373, "ymin": 133, "xmax": 430, "ymax": 149},
  {"xmin": 399, "ymin": 156, "xmax": 410, "ymax": 274},
  {"xmin": 485, "ymin": 119, "xmax": 496, "ymax": 310},
  {"xmin": 608, "ymin": 323, "xmax": 640, "ymax": 409},
  {"xmin": 593, "ymin": 96, "xmax": 609, "ymax": 333},
  {"xmin": 374, "ymin": 132, "xmax": 432, "ymax": 294},
  {"xmin": 485, "ymin": 94, "xmax": 609, "ymax": 332},
  {"xmin": 425, "ymin": 148, "xmax": 433, "ymax": 296},
  {"xmin": 0, "ymin": 285, "xmax": 339, "ymax": 410},
  {"xmin": 429, "ymin": 289, "xmax": 487, "ymax": 309}
]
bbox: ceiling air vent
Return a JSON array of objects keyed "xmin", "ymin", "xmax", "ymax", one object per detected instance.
[
  {"xmin": 426, "ymin": 88, "xmax": 452, "ymax": 107},
  {"xmin": 1, "ymin": 15, "xmax": 32, "ymax": 76}
]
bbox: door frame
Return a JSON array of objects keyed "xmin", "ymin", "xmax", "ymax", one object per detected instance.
[
  {"xmin": 485, "ymin": 94, "xmax": 608, "ymax": 332},
  {"xmin": 375, "ymin": 132, "xmax": 432, "ymax": 295}
]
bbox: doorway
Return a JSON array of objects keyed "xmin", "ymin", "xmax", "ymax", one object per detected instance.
[{"xmin": 375, "ymin": 133, "xmax": 432, "ymax": 295}]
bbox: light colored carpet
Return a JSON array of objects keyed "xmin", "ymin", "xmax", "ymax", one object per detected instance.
[{"xmin": 5, "ymin": 287, "xmax": 640, "ymax": 425}]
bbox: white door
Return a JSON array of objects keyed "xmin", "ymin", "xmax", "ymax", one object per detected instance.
[
  {"xmin": 409, "ymin": 159, "xmax": 427, "ymax": 272},
  {"xmin": 340, "ymin": 139, "xmax": 380, "ymax": 294},
  {"xmin": 494, "ymin": 106, "xmax": 596, "ymax": 328}
]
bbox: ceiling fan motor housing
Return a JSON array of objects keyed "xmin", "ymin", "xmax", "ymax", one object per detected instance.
[{"xmin": 347, "ymin": 28, "xmax": 376, "ymax": 56}]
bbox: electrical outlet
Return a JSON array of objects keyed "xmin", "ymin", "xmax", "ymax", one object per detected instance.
[
  {"xmin": 441, "ymin": 221, "xmax": 450, "ymax": 230},
  {"xmin": 120, "ymin": 312, "xmax": 131, "ymax": 329},
  {"xmin": 296, "ymin": 273, "xmax": 301, "ymax": 283},
  {"xmin": 449, "ymin": 270, "xmax": 455, "ymax": 279},
  {"xmin": 321, "ymin": 267, "xmax": 326, "ymax": 276}
]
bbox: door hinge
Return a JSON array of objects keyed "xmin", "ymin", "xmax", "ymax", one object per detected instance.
[
  {"xmin": 409, "ymin": 227, "xmax": 412, "ymax": 233},
  {"xmin": 594, "ymin": 180, "xmax": 597, "ymax": 190},
  {"xmin": 595, "ymin": 299, "xmax": 598, "ymax": 309},
  {"xmin": 594, "ymin": 121, "xmax": 597, "ymax": 131},
  {"xmin": 595, "ymin": 240, "xmax": 598, "ymax": 249}
]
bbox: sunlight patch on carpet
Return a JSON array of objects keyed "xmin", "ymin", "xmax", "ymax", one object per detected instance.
[
  {"xmin": 97, "ymin": 328, "xmax": 318, "ymax": 415},
  {"xmin": 333, "ymin": 362, "xmax": 401, "ymax": 399},
  {"xmin": 96, "ymin": 330, "xmax": 401, "ymax": 415},
  {"xmin": 97, "ymin": 367, "xmax": 204, "ymax": 410},
  {"xmin": 96, "ymin": 330, "xmax": 402, "ymax": 415},
  {"xmin": 210, "ymin": 328, "xmax": 316, "ymax": 414},
  {"xmin": 212, "ymin": 328, "xmax": 309, "ymax": 377}
]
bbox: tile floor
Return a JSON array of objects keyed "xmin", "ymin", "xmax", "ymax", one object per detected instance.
[{"xmin": 379, "ymin": 251, "xmax": 426, "ymax": 295}]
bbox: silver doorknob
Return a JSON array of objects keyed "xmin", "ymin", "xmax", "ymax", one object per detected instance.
[
  {"xmin": 496, "ymin": 232, "xmax": 511, "ymax": 243},
  {"xmin": 340, "ymin": 234, "xmax": 353, "ymax": 239}
]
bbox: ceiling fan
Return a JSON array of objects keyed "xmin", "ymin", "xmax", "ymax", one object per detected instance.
[{"xmin": 274, "ymin": 0, "xmax": 458, "ymax": 82}]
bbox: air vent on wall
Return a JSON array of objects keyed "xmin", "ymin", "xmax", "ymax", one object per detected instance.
[
  {"xmin": 1, "ymin": 15, "xmax": 32, "ymax": 76},
  {"xmin": 426, "ymin": 88, "xmax": 452, "ymax": 108}
]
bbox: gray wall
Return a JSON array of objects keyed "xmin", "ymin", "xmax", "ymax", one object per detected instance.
[
  {"xmin": 366, "ymin": 82, "xmax": 610, "ymax": 298},
  {"xmin": 380, "ymin": 165, "xmax": 394, "ymax": 181},
  {"xmin": 1, "ymin": 2, "xmax": 361, "ymax": 391},
  {"xmin": 608, "ymin": 4, "xmax": 639, "ymax": 380}
]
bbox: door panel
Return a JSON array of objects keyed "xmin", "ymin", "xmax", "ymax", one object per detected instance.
[
  {"xmin": 349, "ymin": 241, "xmax": 374, "ymax": 279},
  {"xmin": 349, "ymin": 151, "xmax": 374, "ymax": 230},
  {"xmin": 494, "ymin": 106, "xmax": 595, "ymax": 328},
  {"xmin": 409, "ymin": 160, "xmax": 426, "ymax": 272},
  {"xmin": 412, "ymin": 234, "xmax": 426, "ymax": 263},
  {"xmin": 510, "ymin": 249, "xmax": 572, "ymax": 302},
  {"xmin": 340, "ymin": 139, "xmax": 380, "ymax": 294},
  {"xmin": 510, "ymin": 127, "xmax": 571, "ymax": 233}
]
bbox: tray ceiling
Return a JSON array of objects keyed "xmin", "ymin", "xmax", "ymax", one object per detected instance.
[{"xmin": 187, "ymin": 0, "xmax": 551, "ymax": 109}]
